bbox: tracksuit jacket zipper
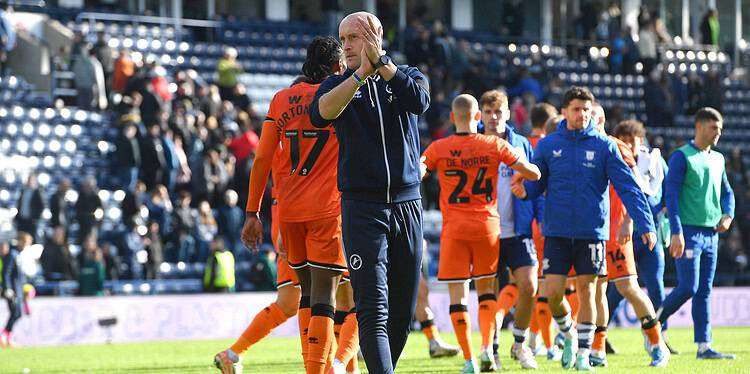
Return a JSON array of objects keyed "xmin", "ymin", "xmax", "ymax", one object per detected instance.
[{"xmin": 369, "ymin": 79, "xmax": 392, "ymax": 203}]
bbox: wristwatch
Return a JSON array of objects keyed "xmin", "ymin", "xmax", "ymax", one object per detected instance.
[{"xmin": 373, "ymin": 55, "xmax": 391, "ymax": 69}]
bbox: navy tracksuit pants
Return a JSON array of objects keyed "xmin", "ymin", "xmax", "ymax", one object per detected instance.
[
  {"xmin": 341, "ymin": 198, "xmax": 423, "ymax": 374},
  {"xmin": 5, "ymin": 297, "xmax": 22, "ymax": 331},
  {"xmin": 659, "ymin": 225, "xmax": 719, "ymax": 343}
]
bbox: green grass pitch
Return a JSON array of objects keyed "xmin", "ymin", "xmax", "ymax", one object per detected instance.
[{"xmin": 1, "ymin": 327, "xmax": 748, "ymax": 373}]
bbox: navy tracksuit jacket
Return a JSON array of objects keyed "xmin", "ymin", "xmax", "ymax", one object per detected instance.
[
  {"xmin": 2, "ymin": 249, "xmax": 24, "ymax": 332},
  {"xmin": 311, "ymin": 66, "xmax": 429, "ymax": 374}
]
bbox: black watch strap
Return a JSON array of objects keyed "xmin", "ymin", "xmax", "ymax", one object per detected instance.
[{"xmin": 373, "ymin": 55, "xmax": 389, "ymax": 69}]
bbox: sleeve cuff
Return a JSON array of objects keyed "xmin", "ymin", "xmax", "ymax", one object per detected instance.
[{"xmin": 388, "ymin": 68, "xmax": 410, "ymax": 93}]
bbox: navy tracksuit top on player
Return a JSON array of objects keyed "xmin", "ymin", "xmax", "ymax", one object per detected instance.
[
  {"xmin": 310, "ymin": 66, "xmax": 429, "ymax": 374},
  {"xmin": 1, "ymin": 249, "xmax": 23, "ymax": 297},
  {"xmin": 310, "ymin": 67, "xmax": 428, "ymax": 203},
  {"xmin": 523, "ymin": 120, "xmax": 656, "ymax": 240}
]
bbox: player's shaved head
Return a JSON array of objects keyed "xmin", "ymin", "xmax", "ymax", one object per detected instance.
[
  {"xmin": 452, "ymin": 94, "xmax": 478, "ymax": 116},
  {"xmin": 451, "ymin": 94, "xmax": 480, "ymax": 133}
]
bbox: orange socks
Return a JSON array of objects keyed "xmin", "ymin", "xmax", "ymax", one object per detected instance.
[
  {"xmin": 642, "ymin": 317, "xmax": 662, "ymax": 346},
  {"xmin": 565, "ymin": 288, "xmax": 579, "ymax": 322},
  {"xmin": 230, "ymin": 302, "xmax": 291, "ymax": 355},
  {"xmin": 420, "ymin": 319, "xmax": 439, "ymax": 341},
  {"xmin": 530, "ymin": 305, "xmax": 539, "ymax": 335},
  {"xmin": 536, "ymin": 297, "xmax": 554, "ymax": 348},
  {"xmin": 497, "ymin": 284, "xmax": 519, "ymax": 319},
  {"xmin": 450, "ymin": 304, "xmax": 473, "ymax": 360},
  {"xmin": 592, "ymin": 326, "xmax": 607, "ymax": 353},
  {"xmin": 307, "ymin": 304, "xmax": 335, "ymax": 374},
  {"xmin": 298, "ymin": 297, "xmax": 312, "ymax": 368},
  {"xmin": 335, "ymin": 309, "xmax": 359, "ymax": 366},
  {"xmin": 478, "ymin": 294, "xmax": 498, "ymax": 348}
]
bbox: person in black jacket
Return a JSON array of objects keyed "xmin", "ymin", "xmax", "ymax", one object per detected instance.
[
  {"xmin": 1, "ymin": 241, "xmax": 25, "ymax": 347},
  {"xmin": 114, "ymin": 122, "xmax": 141, "ymax": 192},
  {"xmin": 75, "ymin": 178, "xmax": 103, "ymax": 243},
  {"xmin": 121, "ymin": 181, "xmax": 146, "ymax": 229},
  {"xmin": 49, "ymin": 179, "xmax": 71, "ymax": 230},
  {"xmin": 171, "ymin": 191, "xmax": 196, "ymax": 262},
  {"xmin": 310, "ymin": 12, "xmax": 429, "ymax": 373},
  {"xmin": 40, "ymin": 227, "xmax": 77, "ymax": 281},
  {"xmin": 216, "ymin": 189, "xmax": 243, "ymax": 258},
  {"xmin": 15, "ymin": 174, "xmax": 44, "ymax": 243},
  {"xmin": 139, "ymin": 123, "xmax": 167, "ymax": 190}
]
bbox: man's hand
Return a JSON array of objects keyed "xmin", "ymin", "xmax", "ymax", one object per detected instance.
[
  {"xmin": 617, "ymin": 218, "xmax": 633, "ymax": 245},
  {"xmin": 641, "ymin": 232, "xmax": 657, "ymax": 250},
  {"xmin": 241, "ymin": 213, "xmax": 264, "ymax": 253},
  {"xmin": 669, "ymin": 233, "xmax": 685, "ymax": 258},
  {"xmin": 715, "ymin": 214, "xmax": 733, "ymax": 233},
  {"xmin": 356, "ymin": 44, "xmax": 375, "ymax": 78},
  {"xmin": 510, "ymin": 173, "xmax": 527, "ymax": 199},
  {"xmin": 358, "ymin": 17, "xmax": 383, "ymax": 65}
]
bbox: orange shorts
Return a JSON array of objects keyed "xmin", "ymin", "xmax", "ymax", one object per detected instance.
[
  {"xmin": 606, "ymin": 240, "xmax": 637, "ymax": 281},
  {"xmin": 280, "ymin": 215, "xmax": 347, "ymax": 272},
  {"xmin": 532, "ymin": 222, "xmax": 545, "ymax": 277},
  {"xmin": 438, "ymin": 234, "xmax": 499, "ymax": 282},
  {"xmin": 272, "ymin": 201, "xmax": 298, "ymax": 288},
  {"xmin": 276, "ymin": 256, "xmax": 300, "ymax": 288}
]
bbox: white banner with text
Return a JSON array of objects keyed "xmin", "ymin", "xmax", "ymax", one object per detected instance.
[{"xmin": 2, "ymin": 287, "xmax": 749, "ymax": 347}]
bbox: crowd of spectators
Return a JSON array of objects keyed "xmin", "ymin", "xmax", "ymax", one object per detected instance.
[
  {"xmin": 3, "ymin": 5, "xmax": 748, "ymax": 294},
  {"xmin": 9, "ymin": 34, "xmax": 279, "ymax": 293}
]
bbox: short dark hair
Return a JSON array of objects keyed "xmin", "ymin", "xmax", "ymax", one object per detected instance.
[
  {"xmin": 562, "ymin": 86, "xmax": 596, "ymax": 108},
  {"xmin": 530, "ymin": 103, "xmax": 558, "ymax": 129},
  {"xmin": 695, "ymin": 107, "xmax": 723, "ymax": 124},
  {"xmin": 613, "ymin": 119, "xmax": 646, "ymax": 139},
  {"xmin": 302, "ymin": 36, "xmax": 343, "ymax": 84}
]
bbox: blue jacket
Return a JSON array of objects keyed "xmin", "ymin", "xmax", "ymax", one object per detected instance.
[
  {"xmin": 524, "ymin": 120, "xmax": 655, "ymax": 240},
  {"xmin": 217, "ymin": 205, "xmax": 244, "ymax": 241},
  {"xmin": 493, "ymin": 124, "xmax": 543, "ymax": 237},
  {"xmin": 1, "ymin": 249, "xmax": 24, "ymax": 296},
  {"xmin": 310, "ymin": 67, "xmax": 430, "ymax": 203}
]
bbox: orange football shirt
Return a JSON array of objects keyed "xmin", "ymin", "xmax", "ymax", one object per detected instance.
[
  {"xmin": 246, "ymin": 82, "xmax": 340, "ymax": 222},
  {"xmin": 608, "ymin": 136, "xmax": 637, "ymax": 244},
  {"xmin": 422, "ymin": 133, "xmax": 520, "ymax": 239}
]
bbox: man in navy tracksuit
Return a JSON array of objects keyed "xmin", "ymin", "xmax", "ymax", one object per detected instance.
[
  {"xmin": 310, "ymin": 12, "xmax": 429, "ymax": 374},
  {"xmin": 514, "ymin": 87, "xmax": 658, "ymax": 370},
  {"xmin": 1, "ymin": 241, "xmax": 25, "ymax": 347}
]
